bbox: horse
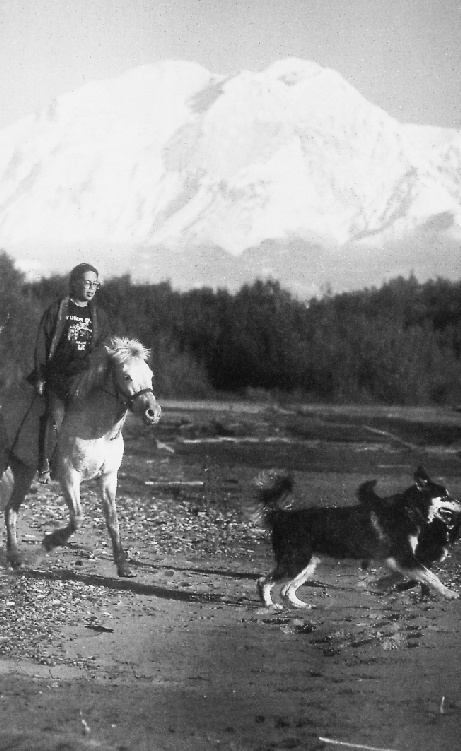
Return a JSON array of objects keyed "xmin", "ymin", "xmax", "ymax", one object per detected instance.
[{"xmin": 0, "ymin": 337, "xmax": 161, "ymax": 577}]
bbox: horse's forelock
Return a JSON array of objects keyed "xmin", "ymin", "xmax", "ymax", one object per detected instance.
[{"xmin": 106, "ymin": 337, "xmax": 151, "ymax": 364}]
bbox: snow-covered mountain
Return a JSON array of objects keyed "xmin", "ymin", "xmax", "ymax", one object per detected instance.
[{"xmin": 0, "ymin": 58, "xmax": 460, "ymax": 295}]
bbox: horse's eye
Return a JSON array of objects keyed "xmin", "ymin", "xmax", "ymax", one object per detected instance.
[{"xmin": 124, "ymin": 375, "xmax": 132, "ymax": 382}]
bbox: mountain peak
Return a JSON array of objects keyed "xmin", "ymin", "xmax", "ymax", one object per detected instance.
[
  {"xmin": 0, "ymin": 58, "xmax": 459, "ymax": 294},
  {"xmin": 264, "ymin": 57, "xmax": 326, "ymax": 83}
]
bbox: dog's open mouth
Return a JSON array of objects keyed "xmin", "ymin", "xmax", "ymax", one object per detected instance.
[{"xmin": 432, "ymin": 498, "xmax": 461, "ymax": 526}]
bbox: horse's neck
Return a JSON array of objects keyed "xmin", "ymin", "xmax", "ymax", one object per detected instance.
[{"xmin": 67, "ymin": 373, "xmax": 127, "ymax": 438}]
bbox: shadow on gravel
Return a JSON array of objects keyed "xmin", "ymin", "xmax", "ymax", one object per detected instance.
[
  {"xmin": 13, "ymin": 566, "xmax": 243, "ymax": 605},
  {"xmin": 128, "ymin": 557, "xmax": 261, "ymax": 580},
  {"xmin": 126, "ymin": 559, "xmax": 364, "ymax": 593}
]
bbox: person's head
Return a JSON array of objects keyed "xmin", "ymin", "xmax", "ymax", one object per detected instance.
[{"xmin": 68, "ymin": 263, "xmax": 100, "ymax": 303}]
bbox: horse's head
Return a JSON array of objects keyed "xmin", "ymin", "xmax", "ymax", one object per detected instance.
[{"xmin": 107, "ymin": 338, "xmax": 161, "ymax": 426}]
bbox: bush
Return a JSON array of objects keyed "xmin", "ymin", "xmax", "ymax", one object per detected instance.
[
  {"xmin": 13, "ymin": 258, "xmax": 461, "ymax": 406},
  {"xmin": 149, "ymin": 334, "xmax": 213, "ymax": 399},
  {"xmin": 0, "ymin": 252, "xmax": 43, "ymax": 394}
]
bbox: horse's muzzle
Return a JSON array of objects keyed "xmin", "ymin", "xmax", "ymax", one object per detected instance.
[{"xmin": 143, "ymin": 403, "xmax": 161, "ymax": 426}]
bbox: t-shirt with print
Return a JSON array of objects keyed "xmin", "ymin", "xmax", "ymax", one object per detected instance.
[{"xmin": 47, "ymin": 300, "xmax": 93, "ymax": 386}]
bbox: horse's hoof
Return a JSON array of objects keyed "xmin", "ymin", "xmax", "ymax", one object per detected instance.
[
  {"xmin": 42, "ymin": 535, "xmax": 56, "ymax": 552},
  {"xmin": 117, "ymin": 566, "xmax": 136, "ymax": 578},
  {"xmin": 8, "ymin": 553, "xmax": 24, "ymax": 570}
]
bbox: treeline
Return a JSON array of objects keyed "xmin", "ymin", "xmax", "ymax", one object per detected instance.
[{"xmin": 1, "ymin": 250, "xmax": 461, "ymax": 405}]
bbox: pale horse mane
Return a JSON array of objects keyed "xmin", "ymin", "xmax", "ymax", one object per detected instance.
[{"xmin": 69, "ymin": 337, "xmax": 151, "ymax": 402}]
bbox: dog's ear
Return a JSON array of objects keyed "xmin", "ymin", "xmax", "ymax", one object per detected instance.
[{"xmin": 414, "ymin": 466, "xmax": 430, "ymax": 489}]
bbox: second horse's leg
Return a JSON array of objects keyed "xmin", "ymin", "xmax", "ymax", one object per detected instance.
[
  {"xmin": 99, "ymin": 471, "xmax": 134, "ymax": 578},
  {"xmin": 42, "ymin": 468, "xmax": 83, "ymax": 551},
  {"xmin": 4, "ymin": 459, "xmax": 35, "ymax": 569}
]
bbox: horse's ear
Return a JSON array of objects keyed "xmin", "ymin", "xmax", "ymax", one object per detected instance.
[{"xmin": 103, "ymin": 336, "xmax": 118, "ymax": 357}]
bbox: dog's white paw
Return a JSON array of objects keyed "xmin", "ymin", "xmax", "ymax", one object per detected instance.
[
  {"xmin": 284, "ymin": 595, "xmax": 313, "ymax": 609},
  {"xmin": 255, "ymin": 603, "xmax": 284, "ymax": 614}
]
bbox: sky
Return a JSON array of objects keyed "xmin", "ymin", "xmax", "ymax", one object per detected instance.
[{"xmin": 0, "ymin": 0, "xmax": 460, "ymax": 131}]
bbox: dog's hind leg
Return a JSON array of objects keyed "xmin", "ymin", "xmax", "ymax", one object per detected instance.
[
  {"xmin": 281, "ymin": 556, "xmax": 321, "ymax": 608},
  {"xmin": 257, "ymin": 576, "xmax": 283, "ymax": 609},
  {"xmin": 385, "ymin": 557, "xmax": 458, "ymax": 600}
]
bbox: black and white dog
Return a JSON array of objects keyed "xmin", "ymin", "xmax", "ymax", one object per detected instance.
[
  {"xmin": 357, "ymin": 467, "xmax": 461, "ymax": 596},
  {"xmin": 254, "ymin": 467, "xmax": 461, "ymax": 608}
]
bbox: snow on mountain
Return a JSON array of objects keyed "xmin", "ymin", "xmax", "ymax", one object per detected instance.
[{"xmin": 0, "ymin": 57, "xmax": 459, "ymax": 294}]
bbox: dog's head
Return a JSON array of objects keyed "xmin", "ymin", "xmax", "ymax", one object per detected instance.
[{"xmin": 411, "ymin": 466, "xmax": 461, "ymax": 528}]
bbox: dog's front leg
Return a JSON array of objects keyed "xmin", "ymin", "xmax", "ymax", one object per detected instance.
[{"xmin": 386, "ymin": 557, "xmax": 458, "ymax": 599}]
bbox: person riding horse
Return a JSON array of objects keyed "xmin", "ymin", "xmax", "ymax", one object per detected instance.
[{"xmin": 29, "ymin": 263, "xmax": 111, "ymax": 483}]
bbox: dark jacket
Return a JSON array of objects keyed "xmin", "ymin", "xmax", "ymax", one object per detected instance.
[{"xmin": 30, "ymin": 296, "xmax": 111, "ymax": 384}]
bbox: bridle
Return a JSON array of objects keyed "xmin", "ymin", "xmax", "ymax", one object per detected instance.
[
  {"xmin": 102, "ymin": 363, "xmax": 156, "ymax": 413},
  {"xmin": 119, "ymin": 386, "xmax": 156, "ymax": 412}
]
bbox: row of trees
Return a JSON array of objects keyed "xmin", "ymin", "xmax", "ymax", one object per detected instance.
[{"xmin": 2, "ymin": 250, "xmax": 461, "ymax": 405}]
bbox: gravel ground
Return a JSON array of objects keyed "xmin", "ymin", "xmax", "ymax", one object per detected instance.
[{"xmin": 0, "ymin": 402, "xmax": 460, "ymax": 750}]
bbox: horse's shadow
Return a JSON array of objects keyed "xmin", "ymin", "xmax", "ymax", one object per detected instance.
[
  {"xmin": 128, "ymin": 557, "xmax": 260, "ymax": 581},
  {"xmin": 12, "ymin": 565, "xmax": 247, "ymax": 605}
]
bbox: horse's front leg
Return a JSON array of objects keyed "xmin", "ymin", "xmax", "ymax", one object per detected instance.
[
  {"xmin": 4, "ymin": 460, "xmax": 36, "ymax": 569},
  {"xmin": 42, "ymin": 468, "xmax": 83, "ymax": 552},
  {"xmin": 99, "ymin": 471, "xmax": 134, "ymax": 578}
]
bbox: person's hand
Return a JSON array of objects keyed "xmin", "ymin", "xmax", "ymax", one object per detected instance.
[{"xmin": 35, "ymin": 379, "xmax": 45, "ymax": 396}]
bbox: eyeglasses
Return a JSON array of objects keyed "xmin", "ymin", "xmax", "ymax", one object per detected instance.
[{"xmin": 83, "ymin": 281, "xmax": 100, "ymax": 289}]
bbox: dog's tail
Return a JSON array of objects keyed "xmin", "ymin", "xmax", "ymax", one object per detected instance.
[{"xmin": 248, "ymin": 469, "xmax": 295, "ymax": 529}]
